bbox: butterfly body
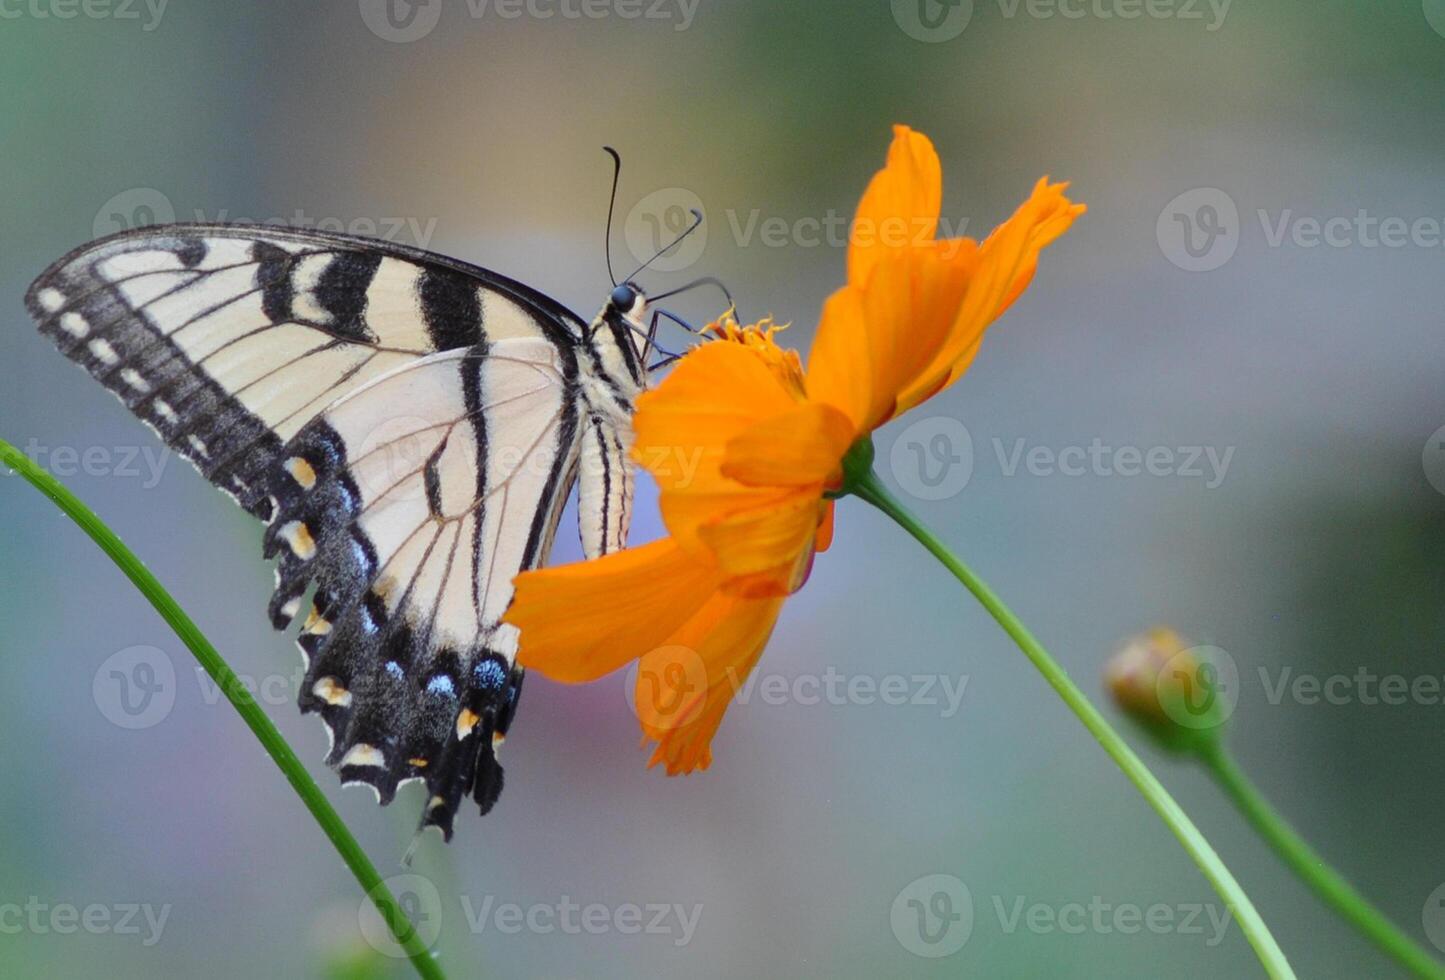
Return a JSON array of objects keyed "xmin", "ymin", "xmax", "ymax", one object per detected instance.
[{"xmin": 27, "ymin": 224, "xmax": 650, "ymax": 838}]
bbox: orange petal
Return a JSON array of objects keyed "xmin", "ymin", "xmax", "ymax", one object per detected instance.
[
  {"xmin": 507, "ymin": 538, "xmax": 719, "ymax": 683},
  {"xmin": 814, "ymin": 500, "xmax": 836, "ymax": 553},
  {"xmin": 808, "ymin": 247, "xmax": 973, "ymax": 433},
  {"xmin": 721, "ymin": 400, "xmax": 855, "ymax": 488},
  {"xmin": 634, "ymin": 340, "xmax": 799, "ymax": 494},
  {"xmin": 801, "ymin": 285, "xmax": 873, "ymax": 436},
  {"xmin": 895, "ymin": 178, "xmax": 1081, "ymax": 415},
  {"xmin": 994, "ymin": 179, "xmax": 1087, "ymax": 316},
  {"xmin": 848, "ymin": 125, "xmax": 943, "ymax": 286},
  {"xmin": 633, "ymin": 339, "xmax": 802, "ymax": 551},
  {"xmin": 641, "ymin": 589, "xmax": 786, "ymax": 775},
  {"xmin": 697, "ymin": 488, "xmax": 822, "ymax": 584}
]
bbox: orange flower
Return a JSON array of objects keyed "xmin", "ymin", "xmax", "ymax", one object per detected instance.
[{"xmin": 504, "ymin": 125, "xmax": 1084, "ymax": 774}]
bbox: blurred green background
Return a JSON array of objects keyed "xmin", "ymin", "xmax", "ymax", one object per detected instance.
[{"xmin": 2, "ymin": 2, "xmax": 1444, "ymax": 977}]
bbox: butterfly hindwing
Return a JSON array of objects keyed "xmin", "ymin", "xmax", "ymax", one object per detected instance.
[{"xmin": 273, "ymin": 339, "xmax": 579, "ymax": 836}]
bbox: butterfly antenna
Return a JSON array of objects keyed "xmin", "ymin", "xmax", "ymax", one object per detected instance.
[
  {"xmin": 602, "ymin": 146, "xmax": 623, "ymax": 287},
  {"xmin": 648, "ymin": 276, "xmax": 739, "ymax": 321},
  {"xmin": 623, "ymin": 208, "xmax": 703, "ymax": 282}
]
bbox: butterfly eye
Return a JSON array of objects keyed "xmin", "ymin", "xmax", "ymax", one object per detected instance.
[{"xmin": 609, "ymin": 283, "xmax": 637, "ymax": 310}]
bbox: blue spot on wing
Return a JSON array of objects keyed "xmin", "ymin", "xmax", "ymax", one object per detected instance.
[{"xmin": 473, "ymin": 657, "xmax": 507, "ymax": 692}]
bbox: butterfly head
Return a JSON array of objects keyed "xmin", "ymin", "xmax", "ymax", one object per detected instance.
[
  {"xmin": 608, "ymin": 281, "xmax": 648, "ymax": 322},
  {"xmin": 586, "ymin": 280, "xmax": 651, "ymax": 391}
]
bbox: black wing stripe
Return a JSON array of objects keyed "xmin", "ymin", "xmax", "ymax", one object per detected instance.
[
  {"xmin": 312, "ymin": 251, "xmax": 383, "ymax": 343},
  {"xmin": 419, "ymin": 267, "xmax": 483, "ymax": 351}
]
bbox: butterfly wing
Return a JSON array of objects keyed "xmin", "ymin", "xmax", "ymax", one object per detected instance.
[
  {"xmin": 27, "ymin": 225, "xmax": 593, "ymax": 837},
  {"xmin": 275, "ymin": 339, "xmax": 579, "ymax": 838},
  {"xmin": 25, "ymin": 223, "xmax": 582, "ymax": 519}
]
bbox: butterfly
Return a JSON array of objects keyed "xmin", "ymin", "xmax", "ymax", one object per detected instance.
[{"xmin": 25, "ymin": 180, "xmax": 716, "ymax": 839}]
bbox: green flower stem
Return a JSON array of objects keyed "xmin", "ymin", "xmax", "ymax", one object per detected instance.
[
  {"xmin": 0, "ymin": 438, "xmax": 445, "ymax": 980},
  {"xmin": 842, "ymin": 454, "xmax": 1294, "ymax": 979},
  {"xmin": 1198, "ymin": 743, "xmax": 1445, "ymax": 979}
]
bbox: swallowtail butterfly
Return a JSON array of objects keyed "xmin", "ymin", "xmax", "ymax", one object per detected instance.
[{"xmin": 27, "ymin": 209, "xmax": 697, "ymax": 839}]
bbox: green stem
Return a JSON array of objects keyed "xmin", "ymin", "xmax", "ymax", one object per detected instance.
[
  {"xmin": 1199, "ymin": 743, "xmax": 1445, "ymax": 979},
  {"xmin": 846, "ymin": 463, "xmax": 1295, "ymax": 979},
  {"xmin": 0, "ymin": 438, "xmax": 445, "ymax": 980}
]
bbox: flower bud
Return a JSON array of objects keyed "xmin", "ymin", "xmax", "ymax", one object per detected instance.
[{"xmin": 1106, "ymin": 627, "xmax": 1233, "ymax": 752}]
